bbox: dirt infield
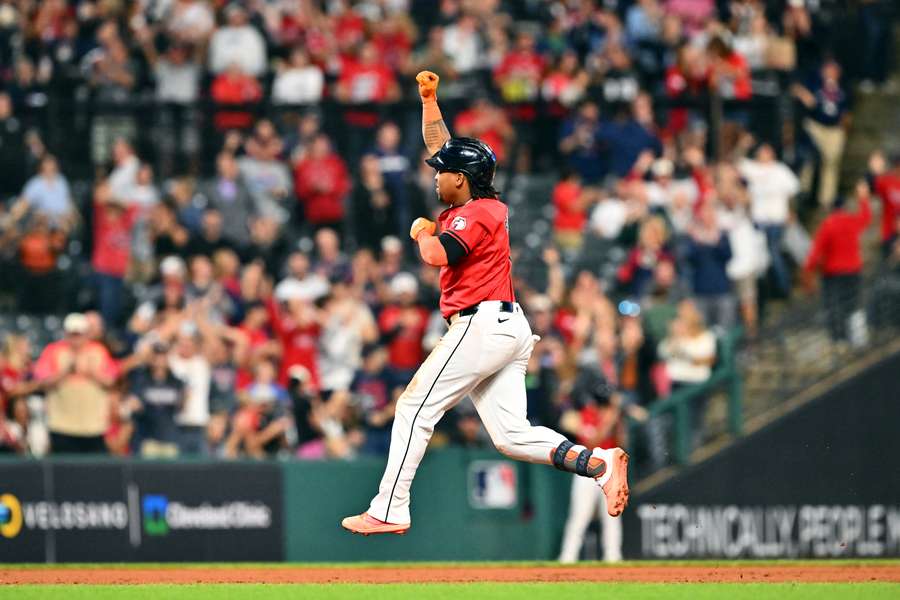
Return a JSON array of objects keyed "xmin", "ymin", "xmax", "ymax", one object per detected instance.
[{"xmin": 3, "ymin": 564, "xmax": 900, "ymax": 585}]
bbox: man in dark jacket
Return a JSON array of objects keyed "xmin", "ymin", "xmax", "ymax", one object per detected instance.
[{"xmin": 687, "ymin": 201, "xmax": 734, "ymax": 328}]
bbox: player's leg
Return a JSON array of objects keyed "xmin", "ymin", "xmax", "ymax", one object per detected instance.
[
  {"xmin": 558, "ymin": 474, "xmax": 601, "ymax": 563},
  {"xmin": 470, "ymin": 310, "xmax": 630, "ymax": 516},
  {"xmin": 469, "ymin": 356, "xmax": 567, "ymax": 463},
  {"xmin": 359, "ymin": 316, "xmax": 483, "ymax": 527}
]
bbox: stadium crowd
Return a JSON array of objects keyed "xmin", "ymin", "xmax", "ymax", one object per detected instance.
[{"xmin": 0, "ymin": 1, "xmax": 897, "ymax": 470}]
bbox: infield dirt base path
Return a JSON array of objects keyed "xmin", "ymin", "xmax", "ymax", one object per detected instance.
[{"xmin": 3, "ymin": 564, "xmax": 900, "ymax": 585}]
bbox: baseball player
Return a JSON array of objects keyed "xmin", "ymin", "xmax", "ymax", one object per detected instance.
[
  {"xmin": 558, "ymin": 375, "xmax": 625, "ymax": 563},
  {"xmin": 341, "ymin": 71, "xmax": 629, "ymax": 536}
]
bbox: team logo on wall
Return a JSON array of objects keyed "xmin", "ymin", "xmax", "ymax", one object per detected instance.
[
  {"xmin": 468, "ymin": 461, "xmax": 517, "ymax": 509},
  {"xmin": 451, "ymin": 216, "xmax": 466, "ymax": 231},
  {"xmin": 0, "ymin": 494, "xmax": 23, "ymax": 538}
]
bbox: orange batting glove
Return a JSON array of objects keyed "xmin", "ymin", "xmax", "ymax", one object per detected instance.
[
  {"xmin": 416, "ymin": 71, "xmax": 439, "ymax": 103},
  {"xmin": 410, "ymin": 217, "xmax": 436, "ymax": 241}
]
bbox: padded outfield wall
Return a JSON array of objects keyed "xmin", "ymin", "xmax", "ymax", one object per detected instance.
[{"xmin": 1, "ymin": 352, "xmax": 898, "ymax": 562}]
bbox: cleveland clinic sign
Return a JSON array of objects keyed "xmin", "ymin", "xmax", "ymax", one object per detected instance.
[{"xmin": 636, "ymin": 504, "xmax": 900, "ymax": 558}]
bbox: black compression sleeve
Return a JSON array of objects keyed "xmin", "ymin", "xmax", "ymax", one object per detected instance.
[{"xmin": 439, "ymin": 232, "xmax": 467, "ymax": 265}]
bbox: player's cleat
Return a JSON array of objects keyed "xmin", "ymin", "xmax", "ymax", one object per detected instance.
[
  {"xmin": 598, "ymin": 447, "xmax": 629, "ymax": 517},
  {"xmin": 341, "ymin": 512, "xmax": 410, "ymax": 536}
]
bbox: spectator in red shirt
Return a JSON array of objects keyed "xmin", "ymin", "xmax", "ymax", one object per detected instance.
[
  {"xmin": 210, "ymin": 62, "xmax": 262, "ymax": 131},
  {"xmin": 378, "ymin": 272, "xmax": 429, "ymax": 383},
  {"xmin": 707, "ymin": 36, "xmax": 751, "ymax": 150},
  {"xmin": 270, "ymin": 292, "xmax": 321, "ymax": 390},
  {"xmin": 335, "ymin": 42, "xmax": 399, "ymax": 160},
  {"xmin": 235, "ymin": 300, "xmax": 279, "ymax": 390},
  {"xmin": 552, "ymin": 169, "xmax": 594, "ymax": 251},
  {"xmin": 803, "ymin": 182, "xmax": 871, "ymax": 343},
  {"xmin": 493, "ymin": 31, "xmax": 544, "ymax": 171},
  {"xmin": 293, "ymin": 134, "xmax": 351, "ymax": 232},
  {"xmin": 870, "ymin": 151, "xmax": 900, "ymax": 257},
  {"xmin": 454, "ymin": 97, "xmax": 514, "ymax": 167},
  {"xmin": 664, "ymin": 44, "xmax": 709, "ymax": 137},
  {"xmin": 92, "ymin": 180, "xmax": 137, "ymax": 329}
]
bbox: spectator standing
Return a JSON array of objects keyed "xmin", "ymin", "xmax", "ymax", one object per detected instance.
[
  {"xmin": 559, "ymin": 102, "xmax": 607, "ymax": 183},
  {"xmin": 239, "ymin": 120, "xmax": 293, "ymax": 226},
  {"xmin": 168, "ymin": 326, "xmax": 211, "ymax": 454},
  {"xmin": 335, "ymin": 42, "xmax": 400, "ymax": 161},
  {"xmin": 803, "ymin": 182, "xmax": 871, "ymax": 344},
  {"xmin": 127, "ymin": 342, "xmax": 185, "ymax": 457},
  {"xmin": 371, "ymin": 122, "xmax": 411, "ymax": 237},
  {"xmin": 352, "ymin": 344, "xmax": 399, "ymax": 456},
  {"xmin": 199, "ymin": 153, "xmax": 256, "ymax": 248},
  {"xmin": 454, "ymin": 98, "xmax": 514, "ymax": 168},
  {"xmin": 793, "ymin": 60, "xmax": 850, "ymax": 208},
  {"xmin": 91, "ymin": 181, "xmax": 138, "ymax": 329},
  {"xmin": 618, "ymin": 217, "xmax": 673, "ymax": 300},
  {"xmin": 318, "ymin": 276, "xmax": 378, "ymax": 394},
  {"xmin": 87, "ymin": 35, "xmax": 137, "ymax": 167},
  {"xmin": 210, "ymin": 63, "xmax": 263, "ymax": 132},
  {"xmin": 208, "ymin": 4, "xmax": 267, "ymax": 77},
  {"xmin": 225, "ymin": 359, "xmax": 291, "ymax": 459},
  {"xmin": 738, "ymin": 142, "xmax": 800, "ymax": 296},
  {"xmin": 686, "ymin": 201, "xmax": 735, "ymax": 329},
  {"xmin": 658, "ymin": 300, "xmax": 717, "ymax": 449},
  {"xmin": 378, "ymin": 273, "xmax": 429, "ymax": 383},
  {"xmin": 17, "ymin": 212, "xmax": 66, "ymax": 314},
  {"xmin": 552, "ymin": 170, "xmax": 592, "ymax": 252},
  {"xmin": 353, "ymin": 154, "xmax": 397, "ymax": 252},
  {"xmin": 869, "ymin": 152, "xmax": 900, "ymax": 258},
  {"xmin": 272, "ymin": 48, "xmax": 324, "ymax": 105},
  {"xmin": 293, "ymin": 135, "xmax": 351, "ymax": 233},
  {"xmin": 34, "ymin": 313, "xmax": 118, "ymax": 453},
  {"xmin": 138, "ymin": 29, "xmax": 202, "ymax": 174},
  {"xmin": 21, "ymin": 154, "xmax": 75, "ymax": 229}
]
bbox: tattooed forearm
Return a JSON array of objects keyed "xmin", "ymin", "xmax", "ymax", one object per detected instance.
[{"xmin": 423, "ymin": 119, "xmax": 451, "ymax": 155}]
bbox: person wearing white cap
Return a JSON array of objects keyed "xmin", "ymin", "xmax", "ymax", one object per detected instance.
[{"xmin": 32, "ymin": 313, "xmax": 118, "ymax": 454}]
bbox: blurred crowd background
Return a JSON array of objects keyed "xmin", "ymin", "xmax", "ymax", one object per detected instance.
[{"xmin": 0, "ymin": 0, "xmax": 898, "ymax": 473}]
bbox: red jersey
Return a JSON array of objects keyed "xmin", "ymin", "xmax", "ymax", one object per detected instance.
[
  {"xmin": 552, "ymin": 179, "xmax": 586, "ymax": 233},
  {"xmin": 378, "ymin": 305, "xmax": 429, "ymax": 370},
  {"xmin": 437, "ymin": 198, "xmax": 515, "ymax": 318},
  {"xmin": 804, "ymin": 195, "xmax": 871, "ymax": 276},
  {"xmin": 875, "ymin": 173, "xmax": 900, "ymax": 242},
  {"xmin": 575, "ymin": 405, "xmax": 619, "ymax": 450},
  {"xmin": 92, "ymin": 200, "xmax": 137, "ymax": 277}
]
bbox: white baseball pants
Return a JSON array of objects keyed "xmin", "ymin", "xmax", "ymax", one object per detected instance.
[
  {"xmin": 558, "ymin": 473, "xmax": 623, "ymax": 563},
  {"xmin": 368, "ymin": 301, "xmax": 568, "ymax": 525}
]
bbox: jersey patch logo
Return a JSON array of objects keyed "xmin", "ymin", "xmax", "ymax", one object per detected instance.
[{"xmin": 451, "ymin": 216, "xmax": 467, "ymax": 231}]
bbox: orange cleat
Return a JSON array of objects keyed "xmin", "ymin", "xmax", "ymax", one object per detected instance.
[
  {"xmin": 341, "ymin": 512, "xmax": 410, "ymax": 536},
  {"xmin": 599, "ymin": 447, "xmax": 630, "ymax": 517}
]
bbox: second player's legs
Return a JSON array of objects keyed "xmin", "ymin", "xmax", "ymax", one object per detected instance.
[
  {"xmin": 558, "ymin": 474, "xmax": 600, "ymax": 563},
  {"xmin": 599, "ymin": 492, "xmax": 623, "ymax": 562},
  {"xmin": 559, "ymin": 475, "xmax": 624, "ymax": 563}
]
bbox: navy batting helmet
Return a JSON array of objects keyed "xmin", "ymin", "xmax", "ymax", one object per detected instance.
[{"xmin": 425, "ymin": 137, "xmax": 497, "ymax": 192}]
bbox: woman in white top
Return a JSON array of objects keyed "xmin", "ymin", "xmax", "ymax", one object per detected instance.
[{"xmin": 658, "ymin": 300, "xmax": 717, "ymax": 449}]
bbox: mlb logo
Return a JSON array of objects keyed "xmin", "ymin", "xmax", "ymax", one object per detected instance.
[{"xmin": 468, "ymin": 461, "xmax": 517, "ymax": 509}]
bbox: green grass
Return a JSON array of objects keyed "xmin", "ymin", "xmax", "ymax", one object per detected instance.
[{"xmin": 1, "ymin": 583, "xmax": 898, "ymax": 600}]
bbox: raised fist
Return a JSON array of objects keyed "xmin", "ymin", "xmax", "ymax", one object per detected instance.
[{"xmin": 416, "ymin": 71, "xmax": 440, "ymax": 102}]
